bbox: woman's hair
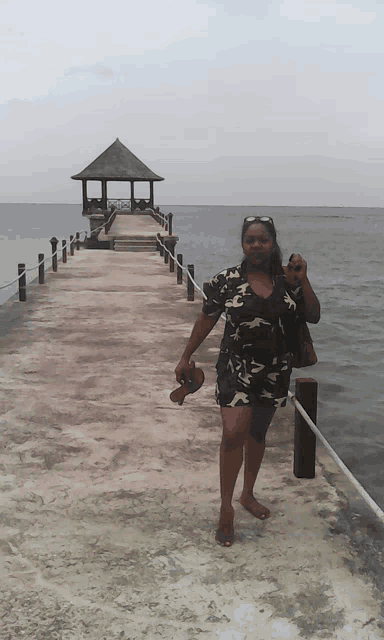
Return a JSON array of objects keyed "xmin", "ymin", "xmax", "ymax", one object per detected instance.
[{"xmin": 240, "ymin": 218, "xmax": 284, "ymax": 278}]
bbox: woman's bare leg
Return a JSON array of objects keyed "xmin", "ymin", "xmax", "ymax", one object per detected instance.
[
  {"xmin": 240, "ymin": 437, "xmax": 270, "ymax": 519},
  {"xmin": 240, "ymin": 406, "xmax": 276, "ymax": 520},
  {"xmin": 216, "ymin": 405, "xmax": 252, "ymax": 547}
]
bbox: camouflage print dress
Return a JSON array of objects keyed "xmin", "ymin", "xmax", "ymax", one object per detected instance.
[{"xmin": 202, "ymin": 262, "xmax": 304, "ymax": 409}]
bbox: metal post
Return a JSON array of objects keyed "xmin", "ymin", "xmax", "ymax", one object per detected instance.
[
  {"xmin": 70, "ymin": 235, "xmax": 74, "ymax": 256},
  {"xmin": 168, "ymin": 212, "xmax": 173, "ymax": 236},
  {"xmin": 62, "ymin": 239, "xmax": 67, "ymax": 263},
  {"xmin": 76, "ymin": 232, "xmax": 80, "ymax": 250},
  {"xmin": 50, "ymin": 237, "xmax": 58, "ymax": 272},
  {"xmin": 177, "ymin": 254, "xmax": 183, "ymax": 284},
  {"xmin": 38, "ymin": 254, "xmax": 44, "ymax": 284},
  {"xmin": 294, "ymin": 378, "xmax": 317, "ymax": 478},
  {"xmin": 164, "ymin": 239, "xmax": 169, "ymax": 264},
  {"xmin": 187, "ymin": 264, "xmax": 194, "ymax": 301},
  {"xmin": 18, "ymin": 264, "xmax": 26, "ymax": 302},
  {"xmin": 169, "ymin": 241, "xmax": 175, "ymax": 273}
]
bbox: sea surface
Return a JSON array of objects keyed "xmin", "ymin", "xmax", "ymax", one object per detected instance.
[{"xmin": 0, "ymin": 203, "xmax": 383, "ymax": 512}]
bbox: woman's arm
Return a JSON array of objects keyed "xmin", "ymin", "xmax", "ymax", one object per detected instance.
[
  {"xmin": 300, "ymin": 275, "xmax": 321, "ymax": 324},
  {"xmin": 175, "ymin": 311, "xmax": 221, "ymax": 382},
  {"xmin": 284, "ymin": 253, "xmax": 320, "ymax": 324}
]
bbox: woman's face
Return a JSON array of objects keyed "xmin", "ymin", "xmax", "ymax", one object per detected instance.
[{"xmin": 242, "ymin": 223, "xmax": 274, "ymax": 268}]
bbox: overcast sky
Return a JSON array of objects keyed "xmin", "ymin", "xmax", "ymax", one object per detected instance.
[{"xmin": 1, "ymin": 0, "xmax": 384, "ymax": 206}]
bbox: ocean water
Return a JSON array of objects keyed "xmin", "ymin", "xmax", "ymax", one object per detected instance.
[{"xmin": 0, "ymin": 203, "xmax": 383, "ymax": 510}]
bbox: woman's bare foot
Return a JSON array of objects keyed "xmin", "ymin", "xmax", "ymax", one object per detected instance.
[
  {"xmin": 240, "ymin": 493, "xmax": 270, "ymax": 520},
  {"xmin": 215, "ymin": 505, "xmax": 235, "ymax": 547}
]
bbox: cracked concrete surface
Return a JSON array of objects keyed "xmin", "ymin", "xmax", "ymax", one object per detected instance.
[{"xmin": 0, "ymin": 238, "xmax": 383, "ymax": 639}]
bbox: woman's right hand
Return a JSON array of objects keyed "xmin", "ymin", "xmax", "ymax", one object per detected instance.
[{"xmin": 174, "ymin": 358, "xmax": 194, "ymax": 385}]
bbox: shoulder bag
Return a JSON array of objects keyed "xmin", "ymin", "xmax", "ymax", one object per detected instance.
[{"xmin": 291, "ymin": 319, "xmax": 318, "ymax": 368}]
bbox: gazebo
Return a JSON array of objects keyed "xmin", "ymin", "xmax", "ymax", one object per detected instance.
[{"xmin": 71, "ymin": 138, "xmax": 164, "ymax": 214}]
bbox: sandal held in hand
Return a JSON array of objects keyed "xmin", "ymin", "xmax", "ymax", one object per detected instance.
[{"xmin": 170, "ymin": 361, "xmax": 205, "ymax": 405}]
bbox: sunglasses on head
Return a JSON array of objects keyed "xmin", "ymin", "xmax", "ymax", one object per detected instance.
[{"xmin": 244, "ymin": 216, "xmax": 274, "ymax": 225}]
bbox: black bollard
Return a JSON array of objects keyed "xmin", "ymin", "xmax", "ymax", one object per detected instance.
[
  {"xmin": 158, "ymin": 234, "xmax": 164, "ymax": 257},
  {"xmin": 177, "ymin": 254, "xmax": 183, "ymax": 284},
  {"xmin": 187, "ymin": 264, "xmax": 194, "ymax": 301},
  {"xmin": 164, "ymin": 239, "xmax": 169, "ymax": 264},
  {"xmin": 70, "ymin": 235, "xmax": 74, "ymax": 256},
  {"xmin": 293, "ymin": 378, "xmax": 318, "ymax": 479},
  {"xmin": 38, "ymin": 254, "xmax": 44, "ymax": 284},
  {"xmin": 76, "ymin": 232, "xmax": 80, "ymax": 250},
  {"xmin": 18, "ymin": 264, "xmax": 26, "ymax": 302},
  {"xmin": 169, "ymin": 241, "xmax": 175, "ymax": 273},
  {"xmin": 168, "ymin": 212, "xmax": 173, "ymax": 236},
  {"xmin": 50, "ymin": 237, "xmax": 58, "ymax": 272},
  {"xmin": 62, "ymin": 239, "xmax": 67, "ymax": 264}
]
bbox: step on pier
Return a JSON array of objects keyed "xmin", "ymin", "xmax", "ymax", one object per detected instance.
[{"xmin": 114, "ymin": 237, "xmax": 157, "ymax": 251}]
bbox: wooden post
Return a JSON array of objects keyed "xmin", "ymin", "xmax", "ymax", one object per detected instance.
[
  {"xmin": 70, "ymin": 235, "xmax": 74, "ymax": 256},
  {"xmin": 149, "ymin": 181, "xmax": 154, "ymax": 209},
  {"xmin": 18, "ymin": 264, "xmax": 26, "ymax": 302},
  {"xmin": 62, "ymin": 239, "xmax": 67, "ymax": 263},
  {"xmin": 50, "ymin": 237, "xmax": 58, "ymax": 272},
  {"xmin": 294, "ymin": 378, "xmax": 317, "ymax": 478},
  {"xmin": 38, "ymin": 254, "xmax": 44, "ymax": 284},
  {"xmin": 156, "ymin": 233, "xmax": 161, "ymax": 252},
  {"xmin": 168, "ymin": 213, "xmax": 173, "ymax": 236},
  {"xmin": 169, "ymin": 241, "xmax": 175, "ymax": 273},
  {"xmin": 76, "ymin": 232, "xmax": 80, "ymax": 250},
  {"xmin": 158, "ymin": 234, "xmax": 164, "ymax": 257},
  {"xmin": 177, "ymin": 254, "xmax": 183, "ymax": 284},
  {"xmin": 164, "ymin": 239, "xmax": 169, "ymax": 264},
  {"xmin": 203, "ymin": 282, "xmax": 210, "ymax": 306},
  {"xmin": 187, "ymin": 264, "xmax": 194, "ymax": 301}
]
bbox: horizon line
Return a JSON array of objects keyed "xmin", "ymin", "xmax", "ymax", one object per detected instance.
[{"xmin": 0, "ymin": 202, "xmax": 384, "ymax": 209}]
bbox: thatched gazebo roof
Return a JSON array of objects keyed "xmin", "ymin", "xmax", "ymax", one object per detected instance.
[{"xmin": 71, "ymin": 138, "xmax": 164, "ymax": 182}]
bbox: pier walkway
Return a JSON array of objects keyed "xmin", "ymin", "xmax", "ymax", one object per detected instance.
[{"xmin": 0, "ymin": 242, "xmax": 384, "ymax": 638}]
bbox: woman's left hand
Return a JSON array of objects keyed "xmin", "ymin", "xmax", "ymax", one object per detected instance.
[{"xmin": 283, "ymin": 253, "xmax": 307, "ymax": 284}]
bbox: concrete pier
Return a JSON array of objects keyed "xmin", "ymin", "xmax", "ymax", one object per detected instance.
[{"xmin": 0, "ymin": 238, "xmax": 384, "ymax": 638}]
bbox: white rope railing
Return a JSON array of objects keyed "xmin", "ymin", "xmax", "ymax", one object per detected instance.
[
  {"xmin": 0, "ymin": 231, "xmax": 89, "ymax": 291},
  {"xmin": 156, "ymin": 233, "xmax": 225, "ymax": 318},
  {"xmin": 156, "ymin": 233, "xmax": 384, "ymax": 526},
  {"xmin": 287, "ymin": 391, "xmax": 384, "ymax": 525},
  {"xmin": 148, "ymin": 206, "xmax": 169, "ymax": 225},
  {"xmin": 87, "ymin": 208, "xmax": 117, "ymax": 236},
  {"xmin": 0, "ymin": 206, "xmax": 121, "ymax": 292}
]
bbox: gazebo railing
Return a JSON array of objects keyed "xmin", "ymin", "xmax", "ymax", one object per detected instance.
[
  {"xmin": 107, "ymin": 199, "xmax": 132, "ymax": 211},
  {"xmin": 107, "ymin": 198, "xmax": 152, "ymax": 211},
  {"xmin": 133, "ymin": 199, "xmax": 151, "ymax": 209}
]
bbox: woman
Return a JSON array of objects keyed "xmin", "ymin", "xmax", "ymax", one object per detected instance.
[{"xmin": 175, "ymin": 216, "xmax": 320, "ymax": 547}]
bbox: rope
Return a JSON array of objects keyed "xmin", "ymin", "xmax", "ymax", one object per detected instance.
[
  {"xmin": 288, "ymin": 390, "xmax": 384, "ymax": 525},
  {"xmin": 0, "ymin": 231, "xmax": 88, "ymax": 290},
  {"xmin": 156, "ymin": 233, "xmax": 226, "ymax": 321},
  {"xmin": 148, "ymin": 206, "xmax": 168, "ymax": 224},
  {"xmin": 0, "ymin": 207, "xmax": 146, "ymax": 291},
  {"xmin": 157, "ymin": 230, "xmax": 384, "ymax": 525},
  {"xmin": 88, "ymin": 209, "xmax": 116, "ymax": 236}
]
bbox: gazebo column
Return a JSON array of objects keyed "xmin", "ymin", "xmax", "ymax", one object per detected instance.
[
  {"xmin": 131, "ymin": 181, "xmax": 135, "ymax": 212},
  {"xmin": 101, "ymin": 180, "xmax": 107, "ymax": 209},
  {"xmin": 149, "ymin": 181, "xmax": 154, "ymax": 209},
  {"xmin": 82, "ymin": 180, "xmax": 88, "ymax": 212}
]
